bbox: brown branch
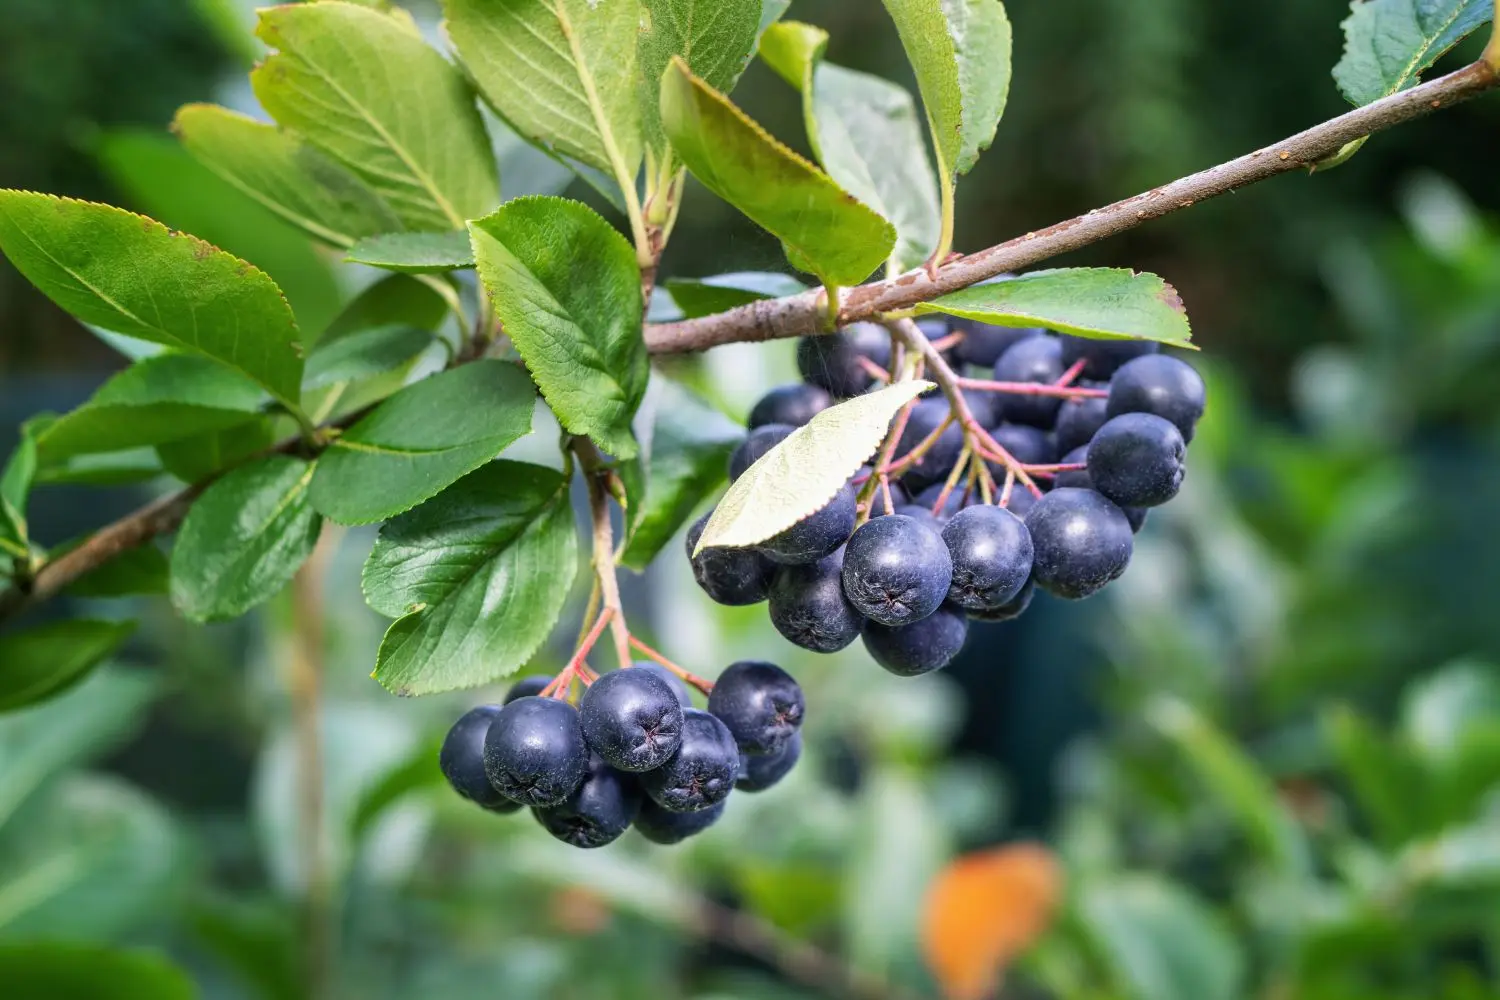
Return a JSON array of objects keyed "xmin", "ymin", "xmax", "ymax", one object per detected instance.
[{"xmin": 645, "ymin": 59, "xmax": 1500, "ymax": 355}]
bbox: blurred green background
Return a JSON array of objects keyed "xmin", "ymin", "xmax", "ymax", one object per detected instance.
[{"xmin": 4, "ymin": 1, "xmax": 1500, "ymax": 998}]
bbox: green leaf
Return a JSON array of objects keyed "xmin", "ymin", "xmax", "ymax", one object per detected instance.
[
  {"xmin": 1400, "ymin": 658, "xmax": 1500, "ymax": 762},
  {"xmin": 349, "ymin": 737, "xmax": 443, "ymax": 839},
  {"xmin": 309, "ymin": 361, "xmax": 536, "ymax": 525},
  {"xmin": 170, "ymin": 456, "xmax": 323, "ymax": 623},
  {"xmin": 252, "ymin": 2, "xmax": 498, "ymax": 231},
  {"xmin": 302, "ymin": 326, "xmax": 434, "ymax": 390},
  {"xmin": 663, "ymin": 271, "xmax": 808, "ymax": 318},
  {"xmin": 620, "ymin": 380, "xmax": 744, "ymax": 570},
  {"xmin": 0, "ymin": 620, "xmax": 137, "ymax": 714},
  {"xmin": 345, "ymin": 231, "xmax": 475, "ymax": 273},
  {"xmin": 1077, "ymin": 874, "xmax": 1244, "ymax": 1000},
  {"xmin": 444, "ymin": 0, "xmax": 642, "ymax": 187},
  {"xmin": 638, "ymin": 0, "xmax": 763, "ymax": 158},
  {"xmin": 35, "ymin": 355, "xmax": 267, "ymax": 462},
  {"xmin": 0, "ymin": 944, "xmax": 195, "ymax": 1000},
  {"xmin": 173, "ymin": 103, "xmax": 401, "ymax": 247},
  {"xmin": 916, "ymin": 268, "xmax": 1194, "ymax": 346},
  {"xmin": 156, "ymin": 418, "xmax": 278, "ymax": 484},
  {"xmin": 33, "ymin": 449, "xmax": 164, "ymax": 488},
  {"xmin": 696, "ymin": 380, "xmax": 930, "ymax": 551},
  {"xmin": 0, "ymin": 192, "xmax": 305, "ymax": 409},
  {"xmin": 364, "ymin": 462, "xmax": 577, "ymax": 695},
  {"xmin": 761, "ymin": 21, "xmax": 941, "ymax": 273},
  {"xmin": 1324, "ymin": 704, "xmax": 1423, "ymax": 848},
  {"xmin": 0, "ymin": 432, "xmax": 37, "ymax": 558},
  {"xmin": 321, "ymin": 274, "xmax": 450, "ymax": 345},
  {"xmin": 1333, "ymin": 0, "xmax": 1492, "ymax": 107},
  {"xmin": 470, "ymin": 197, "xmax": 647, "ymax": 458},
  {"xmin": 65, "ymin": 545, "xmax": 171, "ymax": 600},
  {"xmin": 659, "ymin": 58, "xmax": 896, "ymax": 286}
]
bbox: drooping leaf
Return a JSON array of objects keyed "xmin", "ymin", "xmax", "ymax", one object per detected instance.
[
  {"xmin": 659, "ymin": 58, "xmax": 896, "ymax": 287},
  {"xmin": 470, "ymin": 197, "xmax": 647, "ymax": 458},
  {"xmin": 620, "ymin": 380, "xmax": 744, "ymax": 570},
  {"xmin": 0, "ymin": 620, "xmax": 137, "ymax": 714},
  {"xmin": 663, "ymin": 271, "xmax": 809, "ymax": 318},
  {"xmin": 66, "ymin": 545, "xmax": 171, "ymax": 600},
  {"xmin": 916, "ymin": 268, "xmax": 1193, "ymax": 346},
  {"xmin": 761, "ymin": 21, "xmax": 941, "ymax": 272},
  {"xmin": 252, "ymin": 2, "xmax": 498, "ymax": 231},
  {"xmin": 697, "ymin": 380, "xmax": 930, "ymax": 551},
  {"xmin": 638, "ymin": 0, "xmax": 763, "ymax": 158},
  {"xmin": 173, "ymin": 103, "xmax": 402, "ymax": 247},
  {"xmin": 170, "ymin": 456, "xmax": 323, "ymax": 623},
  {"xmin": 345, "ymin": 231, "xmax": 475, "ymax": 273},
  {"xmin": 302, "ymin": 326, "xmax": 434, "ymax": 390},
  {"xmin": 1334, "ymin": 0, "xmax": 1492, "ymax": 107},
  {"xmin": 0, "ymin": 432, "xmax": 37, "ymax": 558},
  {"xmin": 0, "ymin": 193, "xmax": 304, "ymax": 408},
  {"xmin": 0, "ymin": 943, "xmax": 195, "ymax": 1000},
  {"xmin": 364, "ymin": 462, "xmax": 577, "ymax": 695},
  {"xmin": 444, "ymin": 0, "xmax": 642, "ymax": 187},
  {"xmin": 156, "ymin": 419, "xmax": 279, "ymax": 484},
  {"xmin": 36, "ymin": 355, "xmax": 267, "ymax": 462},
  {"xmin": 309, "ymin": 360, "xmax": 536, "ymax": 525}
]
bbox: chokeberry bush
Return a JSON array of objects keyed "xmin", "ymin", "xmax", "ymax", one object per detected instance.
[{"xmin": 3, "ymin": 0, "xmax": 1500, "ymax": 994}]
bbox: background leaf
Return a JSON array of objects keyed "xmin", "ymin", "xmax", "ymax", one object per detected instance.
[
  {"xmin": 65, "ymin": 545, "xmax": 170, "ymax": 600},
  {"xmin": 638, "ymin": 0, "xmax": 763, "ymax": 158},
  {"xmin": 0, "ymin": 620, "xmax": 136, "ymax": 714},
  {"xmin": 470, "ymin": 197, "xmax": 647, "ymax": 458},
  {"xmin": 345, "ymin": 231, "xmax": 474, "ymax": 273},
  {"xmin": 0, "ymin": 432, "xmax": 37, "ymax": 557},
  {"xmin": 156, "ymin": 419, "xmax": 278, "ymax": 484},
  {"xmin": 0, "ymin": 944, "xmax": 195, "ymax": 1000},
  {"xmin": 916, "ymin": 268, "xmax": 1193, "ymax": 346},
  {"xmin": 659, "ymin": 58, "xmax": 896, "ymax": 286},
  {"xmin": 1333, "ymin": 0, "xmax": 1492, "ymax": 107},
  {"xmin": 302, "ymin": 326, "xmax": 434, "ymax": 391},
  {"xmin": 662, "ymin": 271, "xmax": 808, "ymax": 317},
  {"xmin": 309, "ymin": 360, "xmax": 536, "ymax": 525},
  {"xmin": 170, "ymin": 455, "xmax": 322, "ymax": 623},
  {"xmin": 697, "ymin": 380, "xmax": 930, "ymax": 550}
]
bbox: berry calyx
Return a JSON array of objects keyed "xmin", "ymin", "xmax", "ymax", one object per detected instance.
[
  {"xmin": 639, "ymin": 709, "xmax": 740, "ymax": 813},
  {"xmin": 841, "ymin": 514, "xmax": 953, "ymax": 626}
]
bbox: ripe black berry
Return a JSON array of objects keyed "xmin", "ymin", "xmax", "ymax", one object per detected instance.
[
  {"xmin": 951, "ymin": 318, "xmax": 1039, "ymax": 368},
  {"xmin": 914, "ymin": 484, "xmax": 976, "ymax": 523},
  {"xmin": 896, "ymin": 398, "xmax": 966, "ymax": 490},
  {"xmin": 729, "ymin": 423, "xmax": 793, "ymax": 481},
  {"xmin": 1024, "ymin": 488, "xmax": 1133, "ymax": 599},
  {"xmin": 862, "ymin": 604, "xmax": 969, "ymax": 676},
  {"xmin": 758, "ymin": 484, "xmax": 856, "ymax": 565},
  {"xmin": 439, "ymin": 705, "xmax": 514, "ymax": 812},
  {"xmin": 993, "ymin": 334, "xmax": 1065, "ymax": 428},
  {"xmin": 960, "ymin": 388, "xmax": 1000, "ymax": 431},
  {"xmin": 579, "ymin": 668, "xmax": 685, "ymax": 772},
  {"xmin": 768, "ymin": 549, "xmax": 864, "ymax": 653},
  {"xmin": 635, "ymin": 798, "xmax": 726, "ymax": 844},
  {"xmin": 988, "ymin": 423, "xmax": 1055, "ymax": 466},
  {"xmin": 1059, "ymin": 335, "xmax": 1159, "ymax": 379},
  {"xmin": 1107, "ymin": 354, "xmax": 1206, "ymax": 441},
  {"xmin": 1087, "ymin": 413, "xmax": 1186, "ymax": 507},
  {"xmin": 504, "ymin": 675, "xmax": 551, "ymax": 703},
  {"xmin": 1053, "ymin": 446, "xmax": 1093, "ymax": 489},
  {"xmin": 967, "ymin": 576, "xmax": 1036, "ymax": 622},
  {"xmin": 686, "ymin": 513, "xmax": 773, "ymax": 606},
  {"xmin": 533, "ymin": 754, "xmax": 642, "ymax": 848},
  {"xmin": 941, "ymin": 506, "xmax": 1034, "ymax": 611},
  {"xmin": 483, "ymin": 696, "xmax": 590, "ymax": 808},
  {"xmin": 748, "ymin": 383, "xmax": 832, "ymax": 429},
  {"xmin": 1053, "ymin": 387, "xmax": 1110, "ymax": 454},
  {"xmin": 738, "ymin": 731, "xmax": 802, "ymax": 792},
  {"xmin": 635, "ymin": 662, "xmax": 693, "ymax": 708},
  {"xmin": 639, "ymin": 709, "xmax": 740, "ymax": 812},
  {"xmin": 798, "ymin": 322, "xmax": 891, "ymax": 397},
  {"xmin": 707, "ymin": 661, "xmax": 804, "ymax": 755},
  {"xmin": 841, "ymin": 514, "xmax": 952, "ymax": 626}
]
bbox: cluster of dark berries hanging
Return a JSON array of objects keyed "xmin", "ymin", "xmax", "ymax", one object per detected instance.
[
  {"xmin": 687, "ymin": 312, "xmax": 1206, "ymax": 676},
  {"xmin": 438, "ymin": 660, "xmax": 804, "ymax": 848}
]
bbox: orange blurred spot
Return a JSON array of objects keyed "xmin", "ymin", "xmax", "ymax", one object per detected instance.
[
  {"xmin": 548, "ymin": 885, "xmax": 612, "ymax": 937},
  {"xmin": 920, "ymin": 843, "xmax": 1062, "ymax": 1000}
]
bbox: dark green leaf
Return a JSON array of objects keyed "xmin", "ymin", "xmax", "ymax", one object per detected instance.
[
  {"xmin": 170, "ymin": 456, "xmax": 323, "ymax": 623},
  {"xmin": 321, "ymin": 274, "xmax": 450, "ymax": 345},
  {"xmin": 0, "ymin": 944, "xmax": 195, "ymax": 1000},
  {"xmin": 34, "ymin": 449, "xmax": 164, "ymax": 488},
  {"xmin": 364, "ymin": 461, "xmax": 577, "ymax": 695},
  {"xmin": 0, "ymin": 192, "xmax": 305, "ymax": 409},
  {"xmin": 659, "ymin": 58, "xmax": 896, "ymax": 286},
  {"xmin": 638, "ymin": 0, "xmax": 763, "ymax": 158},
  {"xmin": 1324, "ymin": 704, "xmax": 1423, "ymax": 848},
  {"xmin": 156, "ymin": 418, "xmax": 278, "ymax": 484},
  {"xmin": 470, "ymin": 197, "xmax": 647, "ymax": 458},
  {"xmin": 1334, "ymin": 0, "xmax": 1492, "ymax": 106},
  {"xmin": 0, "ymin": 620, "xmax": 136, "ymax": 714},
  {"xmin": 188, "ymin": 897, "xmax": 301, "ymax": 1000},
  {"xmin": 663, "ymin": 271, "xmax": 808, "ymax": 318},
  {"xmin": 65, "ymin": 544, "xmax": 171, "ymax": 599},
  {"xmin": 302, "ymin": 326, "xmax": 434, "ymax": 390},
  {"xmin": 310, "ymin": 361, "xmax": 536, "ymax": 525},
  {"xmin": 0, "ymin": 432, "xmax": 37, "ymax": 558},
  {"xmin": 345, "ymin": 231, "xmax": 475, "ymax": 273},
  {"xmin": 621, "ymin": 380, "xmax": 743, "ymax": 570}
]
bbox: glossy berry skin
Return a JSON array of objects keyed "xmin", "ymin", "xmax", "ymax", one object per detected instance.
[
  {"xmin": 897, "ymin": 398, "xmax": 966, "ymax": 490},
  {"xmin": 707, "ymin": 661, "xmax": 804, "ymax": 755},
  {"xmin": 738, "ymin": 731, "xmax": 802, "ymax": 792},
  {"xmin": 533, "ymin": 755, "xmax": 642, "ymax": 848},
  {"xmin": 1107, "ymin": 354, "xmax": 1206, "ymax": 441},
  {"xmin": 942, "ymin": 506, "xmax": 1034, "ymax": 611},
  {"xmin": 992, "ymin": 335, "xmax": 1065, "ymax": 428},
  {"xmin": 1053, "ymin": 386, "xmax": 1110, "ymax": 454},
  {"xmin": 483, "ymin": 697, "xmax": 590, "ymax": 808},
  {"xmin": 686, "ymin": 514, "xmax": 773, "ymax": 606},
  {"xmin": 440, "ymin": 705, "xmax": 514, "ymax": 812},
  {"xmin": 952, "ymin": 319, "xmax": 1040, "ymax": 368},
  {"xmin": 504, "ymin": 675, "xmax": 551, "ymax": 703},
  {"xmin": 967, "ymin": 576, "xmax": 1037, "ymax": 622},
  {"xmin": 798, "ymin": 322, "xmax": 891, "ymax": 397},
  {"xmin": 1087, "ymin": 413, "xmax": 1186, "ymax": 508},
  {"xmin": 635, "ymin": 798, "xmax": 726, "ymax": 844},
  {"xmin": 758, "ymin": 484, "xmax": 856, "ymax": 565},
  {"xmin": 749, "ymin": 383, "xmax": 832, "ymax": 430},
  {"xmin": 841, "ymin": 515, "xmax": 952, "ymax": 627},
  {"xmin": 579, "ymin": 668, "xmax": 684, "ymax": 772},
  {"xmin": 634, "ymin": 662, "xmax": 693, "ymax": 708},
  {"xmin": 639, "ymin": 709, "xmax": 740, "ymax": 812},
  {"xmin": 1023, "ymin": 488, "xmax": 1133, "ymax": 599},
  {"xmin": 890, "ymin": 503, "xmax": 946, "ymax": 530},
  {"xmin": 1059, "ymin": 335, "xmax": 1159, "ymax": 379},
  {"xmin": 729, "ymin": 423, "xmax": 793, "ymax": 481},
  {"xmin": 862, "ymin": 604, "xmax": 969, "ymax": 676},
  {"xmin": 768, "ymin": 550, "xmax": 864, "ymax": 653},
  {"xmin": 988, "ymin": 423, "xmax": 1055, "ymax": 466}
]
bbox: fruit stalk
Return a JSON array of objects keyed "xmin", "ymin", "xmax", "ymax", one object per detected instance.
[{"xmin": 573, "ymin": 438, "xmax": 633, "ymax": 670}]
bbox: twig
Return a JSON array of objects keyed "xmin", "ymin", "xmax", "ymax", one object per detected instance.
[
  {"xmin": 543, "ymin": 607, "xmax": 614, "ymax": 699},
  {"xmin": 957, "ymin": 376, "xmax": 1106, "ymax": 399},
  {"xmin": 627, "ymin": 635, "xmax": 714, "ymax": 696},
  {"xmin": 573, "ymin": 439, "xmax": 632, "ymax": 670}
]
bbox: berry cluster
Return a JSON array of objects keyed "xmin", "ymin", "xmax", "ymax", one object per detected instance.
[
  {"xmin": 688, "ymin": 314, "xmax": 1206, "ymax": 676},
  {"xmin": 438, "ymin": 660, "xmax": 804, "ymax": 847}
]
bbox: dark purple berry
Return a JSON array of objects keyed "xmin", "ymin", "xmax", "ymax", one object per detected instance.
[
  {"xmin": 758, "ymin": 484, "xmax": 856, "ymax": 565},
  {"xmin": 1107, "ymin": 354, "xmax": 1206, "ymax": 442},
  {"xmin": 483, "ymin": 697, "xmax": 590, "ymax": 808},
  {"xmin": 1023, "ymin": 488, "xmax": 1133, "ymax": 599},
  {"xmin": 942, "ymin": 506, "xmax": 1033, "ymax": 611},
  {"xmin": 707, "ymin": 661, "xmax": 804, "ymax": 756},
  {"xmin": 797, "ymin": 322, "xmax": 891, "ymax": 397},
  {"xmin": 639, "ymin": 709, "xmax": 740, "ymax": 812},
  {"xmin": 635, "ymin": 798, "xmax": 726, "ymax": 844},
  {"xmin": 992, "ymin": 335, "xmax": 1065, "ymax": 428},
  {"xmin": 896, "ymin": 398, "xmax": 965, "ymax": 491},
  {"xmin": 987, "ymin": 422, "xmax": 1055, "ymax": 467},
  {"xmin": 579, "ymin": 668, "xmax": 684, "ymax": 772},
  {"xmin": 533, "ymin": 754, "xmax": 641, "ymax": 848},
  {"xmin": 504, "ymin": 675, "xmax": 551, "ymax": 703},
  {"xmin": 1087, "ymin": 413, "xmax": 1186, "ymax": 508},
  {"xmin": 768, "ymin": 549, "xmax": 864, "ymax": 653},
  {"xmin": 729, "ymin": 423, "xmax": 793, "ymax": 481},
  {"xmin": 967, "ymin": 576, "xmax": 1037, "ymax": 622},
  {"xmin": 738, "ymin": 731, "xmax": 802, "ymax": 792},
  {"xmin": 952, "ymin": 319, "xmax": 1041, "ymax": 368},
  {"xmin": 841, "ymin": 515, "xmax": 952, "ymax": 626},
  {"xmin": 440, "ymin": 705, "xmax": 514, "ymax": 812},
  {"xmin": 1053, "ymin": 385, "xmax": 1110, "ymax": 454},
  {"xmin": 749, "ymin": 383, "xmax": 832, "ymax": 429},
  {"xmin": 686, "ymin": 513, "xmax": 773, "ymax": 606},
  {"xmin": 1053, "ymin": 446, "xmax": 1093, "ymax": 490},
  {"xmin": 862, "ymin": 604, "xmax": 969, "ymax": 676},
  {"xmin": 1059, "ymin": 335, "xmax": 1159, "ymax": 379}
]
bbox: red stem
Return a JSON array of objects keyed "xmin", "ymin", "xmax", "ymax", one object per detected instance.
[
  {"xmin": 543, "ymin": 607, "xmax": 615, "ymax": 698},
  {"xmin": 628, "ymin": 635, "xmax": 715, "ymax": 695},
  {"xmin": 957, "ymin": 376, "xmax": 1107, "ymax": 399}
]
